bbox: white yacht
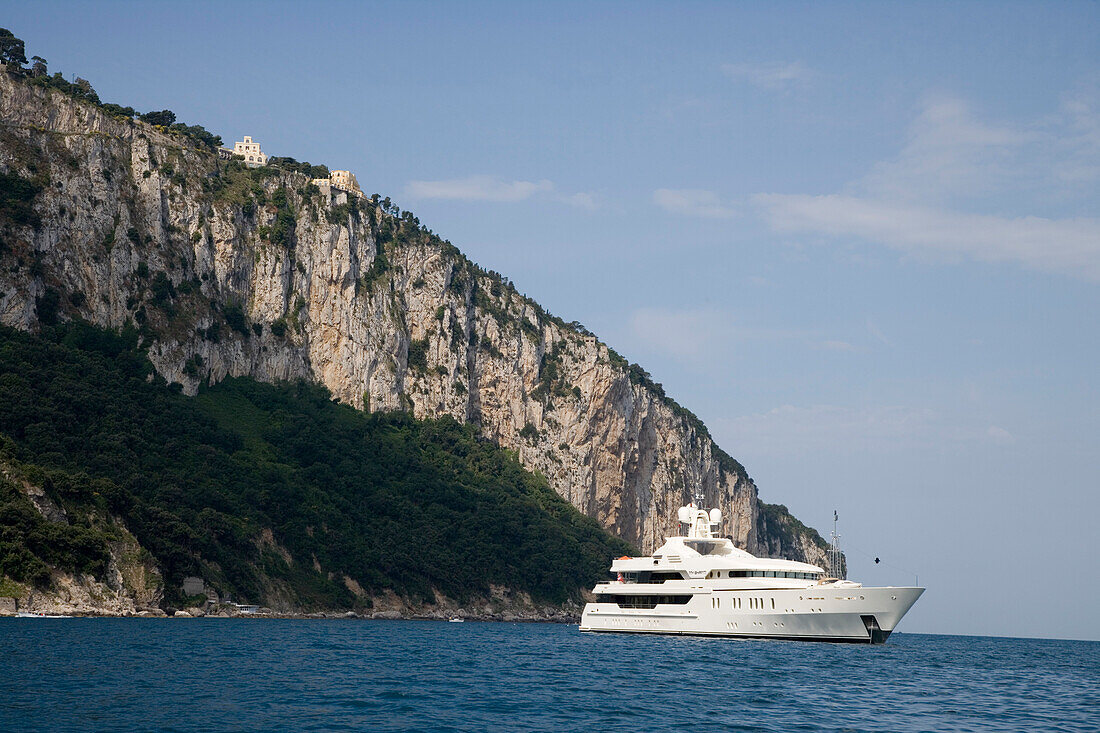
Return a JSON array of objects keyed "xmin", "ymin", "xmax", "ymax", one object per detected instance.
[{"xmin": 580, "ymin": 502, "xmax": 923, "ymax": 643}]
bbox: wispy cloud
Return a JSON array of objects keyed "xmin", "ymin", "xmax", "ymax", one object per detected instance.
[
  {"xmin": 406, "ymin": 176, "xmax": 553, "ymax": 202},
  {"xmin": 653, "ymin": 188, "xmax": 737, "ymax": 219},
  {"xmin": 858, "ymin": 96, "xmax": 1028, "ymax": 204},
  {"xmin": 753, "ymin": 193, "xmax": 1100, "ymax": 281},
  {"xmin": 406, "ymin": 175, "xmax": 598, "ymax": 210},
  {"xmin": 750, "ymin": 94, "xmax": 1100, "ymax": 281},
  {"xmin": 721, "ymin": 61, "xmax": 813, "ymax": 90},
  {"xmin": 865, "ymin": 318, "xmax": 891, "ymax": 347},
  {"xmin": 561, "ymin": 191, "xmax": 598, "ymax": 210}
]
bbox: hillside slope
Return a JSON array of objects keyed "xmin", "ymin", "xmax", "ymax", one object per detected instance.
[
  {"xmin": 0, "ymin": 323, "xmax": 632, "ymax": 614},
  {"xmin": 0, "ymin": 68, "xmax": 830, "ymax": 567}
]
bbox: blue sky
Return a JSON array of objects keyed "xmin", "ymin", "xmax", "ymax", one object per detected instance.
[{"xmin": 11, "ymin": 1, "xmax": 1099, "ymax": 640}]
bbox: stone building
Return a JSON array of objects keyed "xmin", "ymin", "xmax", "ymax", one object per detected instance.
[
  {"xmin": 232, "ymin": 136, "xmax": 267, "ymax": 167},
  {"xmin": 314, "ymin": 168, "xmax": 365, "ymax": 197},
  {"xmin": 312, "ymin": 169, "xmax": 364, "ymax": 198},
  {"xmin": 330, "ymin": 170, "xmax": 362, "ymax": 195}
]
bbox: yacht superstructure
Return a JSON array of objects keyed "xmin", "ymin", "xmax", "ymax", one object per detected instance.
[{"xmin": 579, "ymin": 502, "xmax": 923, "ymax": 643}]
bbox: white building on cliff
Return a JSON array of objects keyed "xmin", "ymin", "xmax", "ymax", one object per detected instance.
[{"xmin": 232, "ymin": 136, "xmax": 267, "ymax": 167}]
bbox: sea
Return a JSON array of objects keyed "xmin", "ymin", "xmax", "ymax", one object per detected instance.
[{"xmin": 1, "ymin": 619, "xmax": 1097, "ymax": 732}]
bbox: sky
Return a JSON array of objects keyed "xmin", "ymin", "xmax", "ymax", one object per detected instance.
[{"xmin": 9, "ymin": 1, "xmax": 1099, "ymax": 641}]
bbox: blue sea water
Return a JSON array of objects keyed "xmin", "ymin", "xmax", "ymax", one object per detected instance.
[{"xmin": 1, "ymin": 619, "xmax": 1097, "ymax": 732}]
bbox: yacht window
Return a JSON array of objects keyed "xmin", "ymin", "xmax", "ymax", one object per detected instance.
[
  {"xmin": 687, "ymin": 541, "xmax": 717, "ymax": 555},
  {"xmin": 599, "ymin": 594, "xmax": 693, "ymax": 609}
]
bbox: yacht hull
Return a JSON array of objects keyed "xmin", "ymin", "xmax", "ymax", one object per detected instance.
[{"xmin": 579, "ymin": 586, "xmax": 923, "ymax": 644}]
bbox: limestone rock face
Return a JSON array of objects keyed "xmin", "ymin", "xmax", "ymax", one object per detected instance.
[{"xmin": 0, "ymin": 74, "xmax": 832, "ymax": 569}]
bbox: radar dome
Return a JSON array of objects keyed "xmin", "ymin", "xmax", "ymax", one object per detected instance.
[
  {"xmin": 677, "ymin": 506, "xmax": 691, "ymax": 523},
  {"xmin": 709, "ymin": 508, "xmax": 722, "ymax": 523}
]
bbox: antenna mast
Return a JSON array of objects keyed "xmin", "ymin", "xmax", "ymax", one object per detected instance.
[{"xmin": 829, "ymin": 510, "xmax": 845, "ymax": 579}]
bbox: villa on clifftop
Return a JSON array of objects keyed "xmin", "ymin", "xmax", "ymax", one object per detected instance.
[
  {"xmin": 218, "ymin": 136, "xmax": 268, "ymax": 166},
  {"xmin": 313, "ymin": 169, "xmax": 364, "ymax": 198},
  {"xmin": 215, "ymin": 135, "xmax": 365, "ymax": 198},
  {"xmin": 232, "ymin": 136, "xmax": 267, "ymax": 167}
]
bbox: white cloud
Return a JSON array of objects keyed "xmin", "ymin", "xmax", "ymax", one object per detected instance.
[
  {"xmin": 653, "ymin": 188, "xmax": 737, "ymax": 219},
  {"xmin": 561, "ymin": 191, "xmax": 598, "ymax": 210},
  {"xmin": 722, "ymin": 61, "xmax": 813, "ymax": 89},
  {"xmin": 406, "ymin": 175, "xmax": 553, "ymax": 202},
  {"xmin": 820, "ymin": 340, "xmax": 856, "ymax": 352},
  {"xmin": 1055, "ymin": 91, "xmax": 1100, "ymax": 185},
  {"xmin": 858, "ymin": 96, "xmax": 1029, "ymax": 202},
  {"xmin": 750, "ymin": 94, "xmax": 1100, "ymax": 281},
  {"xmin": 753, "ymin": 193, "xmax": 1100, "ymax": 281}
]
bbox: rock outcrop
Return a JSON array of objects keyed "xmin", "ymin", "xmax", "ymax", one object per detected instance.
[{"xmin": 0, "ymin": 72, "xmax": 832, "ymax": 568}]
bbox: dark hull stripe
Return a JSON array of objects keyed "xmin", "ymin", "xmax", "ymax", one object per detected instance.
[{"xmin": 579, "ymin": 628, "xmax": 891, "ymax": 645}]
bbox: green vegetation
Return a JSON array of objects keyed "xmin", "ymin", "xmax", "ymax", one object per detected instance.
[
  {"xmin": 267, "ymin": 157, "xmax": 329, "ymax": 180},
  {"xmin": 0, "ymin": 323, "xmax": 632, "ymax": 608},
  {"xmin": 222, "ymin": 301, "xmax": 250, "ymax": 338},
  {"xmin": 407, "ymin": 337, "xmax": 429, "ymax": 372},
  {"xmin": 531, "ymin": 340, "xmax": 577, "ymax": 404},
  {"xmin": 206, "ymin": 160, "xmax": 269, "ymax": 210},
  {"xmin": 0, "ymin": 469, "xmax": 112, "ymax": 589},
  {"xmin": 757, "ymin": 502, "xmax": 829, "ymax": 552},
  {"xmin": 269, "ymin": 187, "xmax": 296, "ymax": 250},
  {"xmin": 0, "ymin": 170, "xmax": 42, "ymax": 229},
  {"xmin": 359, "ymin": 244, "xmax": 391, "ymax": 290},
  {"xmin": 0, "ymin": 28, "xmax": 27, "ymax": 68}
]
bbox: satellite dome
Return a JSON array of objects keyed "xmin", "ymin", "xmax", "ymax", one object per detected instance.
[{"xmin": 709, "ymin": 508, "xmax": 722, "ymax": 524}]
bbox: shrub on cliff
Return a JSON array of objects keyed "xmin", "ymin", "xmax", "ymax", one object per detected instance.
[{"xmin": 0, "ymin": 171, "xmax": 42, "ymax": 229}]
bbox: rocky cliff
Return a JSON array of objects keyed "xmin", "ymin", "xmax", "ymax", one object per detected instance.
[{"xmin": 0, "ymin": 71, "xmax": 832, "ymax": 568}]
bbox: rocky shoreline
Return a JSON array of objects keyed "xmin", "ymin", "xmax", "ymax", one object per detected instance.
[
  {"xmin": 0, "ymin": 602, "xmax": 580, "ymax": 624},
  {"xmin": 0, "ymin": 584, "xmax": 585, "ymax": 623}
]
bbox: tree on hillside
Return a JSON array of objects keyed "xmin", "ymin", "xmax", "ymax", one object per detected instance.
[
  {"xmin": 0, "ymin": 28, "xmax": 27, "ymax": 69},
  {"xmin": 140, "ymin": 109, "xmax": 176, "ymax": 127},
  {"xmin": 29, "ymin": 55, "xmax": 46, "ymax": 78},
  {"xmin": 73, "ymin": 77, "xmax": 99, "ymax": 104}
]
